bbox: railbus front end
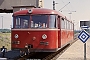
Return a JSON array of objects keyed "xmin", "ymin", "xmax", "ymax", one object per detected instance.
[
  {"xmin": 11, "ymin": 8, "xmax": 74, "ymax": 52},
  {"xmin": 12, "ymin": 9, "xmax": 59, "ymax": 52}
]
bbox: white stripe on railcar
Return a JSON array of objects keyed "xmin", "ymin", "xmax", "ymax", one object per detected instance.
[{"xmin": 12, "ymin": 29, "xmax": 60, "ymax": 31}]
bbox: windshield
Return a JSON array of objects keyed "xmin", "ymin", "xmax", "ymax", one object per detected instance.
[
  {"xmin": 31, "ymin": 15, "xmax": 48, "ymax": 28},
  {"xmin": 13, "ymin": 15, "xmax": 57, "ymax": 29},
  {"xmin": 14, "ymin": 15, "xmax": 30, "ymax": 29}
]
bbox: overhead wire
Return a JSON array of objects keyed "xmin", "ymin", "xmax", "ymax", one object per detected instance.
[
  {"xmin": 60, "ymin": 0, "xmax": 71, "ymax": 12},
  {"xmin": 68, "ymin": 0, "xmax": 75, "ymax": 12}
]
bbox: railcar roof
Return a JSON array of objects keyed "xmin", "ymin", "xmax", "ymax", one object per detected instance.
[
  {"xmin": 13, "ymin": 8, "xmax": 72, "ymax": 23},
  {"xmin": 13, "ymin": 8, "xmax": 65, "ymax": 17}
]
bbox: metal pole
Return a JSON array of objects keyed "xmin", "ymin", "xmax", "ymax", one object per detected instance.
[
  {"xmin": 69, "ymin": 14, "xmax": 71, "ymax": 20},
  {"xmin": 1, "ymin": 16, "xmax": 3, "ymax": 29},
  {"xmin": 53, "ymin": 0, "xmax": 55, "ymax": 10},
  {"xmin": 84, "ymin": 43, "xmax": 86, "ymax": 60}
]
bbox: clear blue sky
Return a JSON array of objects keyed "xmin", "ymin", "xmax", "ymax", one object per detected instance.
[{"xmin": 0, "ymin": 0, "xmax": 90, "ymax": 30}]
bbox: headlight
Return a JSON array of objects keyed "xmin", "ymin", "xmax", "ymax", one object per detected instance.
[
  {"xmin": 14, "ymin": 34, "xmax": 19, "ymax": 39},
  {"xmin": 42, "ymin": 34, "xmax": 47, "ymax": 39}
]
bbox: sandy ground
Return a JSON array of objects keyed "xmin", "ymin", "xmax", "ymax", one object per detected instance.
[{"xmin": 0, "ymin": 33, "xmax": 11, "ymax": 50}]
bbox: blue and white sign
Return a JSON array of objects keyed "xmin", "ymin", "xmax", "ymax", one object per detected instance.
[
  {"xmin": 78, "ymin": 30, "xmax": 90, "ymax": 43},
  {"xmin": 81, "ymin": 26, "xmax": 89, "ymax": 29},
  {"xmin": 81, "ymin": 26, "xmax": 89, "ymax": 28}
]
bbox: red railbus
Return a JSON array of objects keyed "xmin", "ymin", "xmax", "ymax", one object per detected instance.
[{"xmin": 11, "ymin": 8, "xmax": 74, "ymax": 52}]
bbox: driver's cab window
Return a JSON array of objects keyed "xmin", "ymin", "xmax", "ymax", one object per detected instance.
[
  {"xmin": 31, "ymin": 15, "xmax": 48, "ymax": 28},
  {"xmin": 22, "ymin": 20, "xmax": 28, "ymax": 28},
  {"xmin": 14, "ymin": 15, "xmax": 30, "ymax": 29}
]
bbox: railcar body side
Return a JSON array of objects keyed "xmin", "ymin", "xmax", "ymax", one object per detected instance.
[{"xmin": 11, "ymin": 8, "xmax": 74, "ymax": 52}]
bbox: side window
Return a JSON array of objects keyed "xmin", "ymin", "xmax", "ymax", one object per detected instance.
[
  {"xmin": 67, "ymin": 20, "xmax": 70, "ymax": 30},
  {"xmin": 66, "ymin": 20, "xmax": 68, "ymax": 29},
  {"xmin": 70, "ymin": 22, "xmax": 73, "ymax": 30},
  {"xmin": 68, "ymin": 21, "xmax": 70, "ymax": 29},
  {"xmin": 61, "ymin": 18, "xmax": 65, "ymax": 29},
  {"xmin": 72, "ymin": 23, "xmax": 74, "ymax": 30},
  {"xmin": 65, "ymin": 19, "xmax": 67, "ymax": 29},
  {"xmin": 56, "ymin": 16, "xmax": 58, "ymax": 28},
  {"xmin": 70, "ymin": 22, "xmax": 71, "ymax": 30},
  {"xmin": 49, "ymin": 15, "xmax": 57, "ymax": 28}
]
